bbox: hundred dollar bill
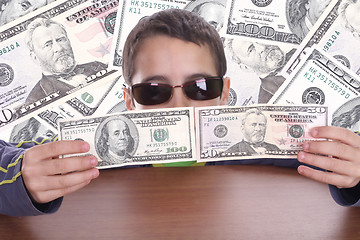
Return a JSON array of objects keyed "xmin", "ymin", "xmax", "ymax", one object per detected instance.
[
  {"xmin": 283, "ymin": 0, "xmax": 360, "ymax": 77},
  {"xmin": 36, "ymin": 74, "xmax": 126, "ymax": 130},
  {"xmin": 223, "ymin": 38, "xmax": 297, "ymax": 104},
  {"xmin": 0, "ymin": 0, "xmax": 120, "ymax": 128},
  {"xmin": 196, "ymin": 104, "xmax": 328, "ymax": 162},
  {"xmin": 58, "ymin": 107, "xmax": 196, "ymax": 168},
  {"xmin": 271, "ymin": 47, "xmax": 360, "ymax": 133},
  {"xmin": 222, "ymin": 0, "xmax": 335, "ymax": 44},
  {"xmin": 0, "ymin": 0, "xmax": 57, "ymax": 28},
  {"xmin": 109, "ymin": 0, "xmax": 191, "ymax": 69}
]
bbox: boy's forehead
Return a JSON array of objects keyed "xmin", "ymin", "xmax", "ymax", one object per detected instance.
[
  {"xmin": 135, "ymin": 35, "xmax": 214, "ymax": 62},
  {"xmin": 133, "ymin": 35, "xmax": 216, "ymax": 76}
]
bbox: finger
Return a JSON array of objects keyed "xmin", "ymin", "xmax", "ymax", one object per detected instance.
[
  {"xmin": 297, "ymin": 165, "xmax": 359, "ymax": 188},
  {"xmin": 26, "ymin": 168, "xmax": 99, "ymax": 197},
  {"xmin": 297, "ymin": 151, "xmax": 360, "ymax": 177},
  {"xmin": 24, "ymin": 140, "xmax": 90, "ymax": 162},
  {"xmin": 302, "ymin": 139, "xmax": 360, "ymax": 162},
  {"xmin": 310, "ymin": 126, "xmax": 360, "ymax": 148},
  {"xmin": 45, "ymin": 168, "xmax": 99, "ymax": 191},
  {"xmin": 32, "ymin": 180, "xmax": 93, "ymax": 204},
  {"xmin": 41, "ymin": 155, "xmax": 98, "ymax": 176}
]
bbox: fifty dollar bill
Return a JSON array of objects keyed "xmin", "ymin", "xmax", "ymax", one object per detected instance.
[
  {"xmin": 196, "ymin": 104, "xmax": 328, "ymax": 162},
  {"xmin": 0, "ymin": 0, "xmax": 120, "ymax": 128}
]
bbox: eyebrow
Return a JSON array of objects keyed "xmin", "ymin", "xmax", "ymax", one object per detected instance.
[
  {"xmin": 141, "ymin": 72, "xmax": 216, "ymax": 83},
  {"xmin": 141, "ymin": 75, "xmax": 167, "ymax": 83}
]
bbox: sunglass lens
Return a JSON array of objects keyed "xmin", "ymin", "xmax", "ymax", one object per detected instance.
[
  {"xmin": 185, "ymin": 78, "xmax": 223, "ymax": 100},
  {"xmin": 132, "ymin": 84, "xmax": 172, "ymax": 105}
]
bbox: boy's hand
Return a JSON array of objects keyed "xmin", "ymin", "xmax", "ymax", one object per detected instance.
[
  {"xmin": 21, "ymin": 140, "xmax": 99, "ymax": 204},
  {"xmin": 297, "ymin": 126, "xmax": 360, "ymax": 188}
]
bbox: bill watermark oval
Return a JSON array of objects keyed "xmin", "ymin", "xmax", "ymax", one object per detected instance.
[
  {"xmin": 251, "ymin": 0, "xmax": 272, "ymax": 7},
  {"xmin": 289, "ymin": 125, "xmax": 304, "ymax": 138},
  {"xmin": 214, "ymin": 124, "xmax": 228, "ymax": 138},
  {"xmin": 153, "ymin": 128, "xmax": 169, "ymax": 142},
  {"xmin": 0, "ymin": 63, "xmax": 14, "ymax": 87},
  {"xmin": 105, "ymin": 12, "xmax": 117, "ymax": 34},
  {"xmin": 302, "ymin": 87, "xmax": 325, "ymax": 104}
]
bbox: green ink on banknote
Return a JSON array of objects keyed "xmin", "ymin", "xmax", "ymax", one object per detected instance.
[
  {"xmin": 0, "ymin": 42, "xmax": 20, "ymax": 56},
  {"xmin": 323, "ymin": 31, "xmax": 340, "ymax": 52}
]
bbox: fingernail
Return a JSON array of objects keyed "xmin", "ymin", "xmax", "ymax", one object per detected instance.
[
  {"xmin": 298, "ymin": 151, "xmax": 305, "ymax": 161},
  {"xmin": 82, "ymin": 142, "xmax": 90, "ymax": 152},
  {"xmin": 311, "ymin": 128, "xmax": 318, "ymax": 137},
  {"xmin": 90, "ymin": 156, "xmax": 97, "ymax": 166},
  {"xmin": 93, "ymin": 169, "xmax": 99, "ymax": 178},
  {"xmin": 303, "ymin": 142, "xmax": 309, "ymax": 151}
]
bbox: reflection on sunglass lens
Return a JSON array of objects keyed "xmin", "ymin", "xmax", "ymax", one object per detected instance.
[{"xmin": 185, "ymin": 78, "xmax": 222, "ymax": 100}]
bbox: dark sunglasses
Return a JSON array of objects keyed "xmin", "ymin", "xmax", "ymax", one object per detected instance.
[{"xmin": 128, "ymin": 77, "xmax": 224, "ymax": 105}]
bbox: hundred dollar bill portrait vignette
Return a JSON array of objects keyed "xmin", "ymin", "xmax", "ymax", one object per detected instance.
[
  {"xmin": 8, "ymin": 116, "xmax": 56, "ymax": 142},
  {"xmin": 331, "ymin": 97, "xmax": 360, "ymax": 133},
  {"xmin": 226, "ymin": 37, "xmax": 296, "ymax": 103},
  {"xmin": 0, "ymin": 0, "xmax": 56, "ymax": 26},
  {"xmin": 95, "ymin": 115, "xmax": 139, "ymax": 167},
  {"xmin": 24, "ymin": 17, "xmax": 108, "ymax": 105},
  {"xmin": 184, "ymin": 0, "xmax": 227, "ymax": 32},
  {"xmin": 287, "ymin": 0, "xmax": 332, "ymax": 41},
  {"xmin": 340, "ymin": 0, "xmax": 360, "ymax": 39},
  {"xmin": 224, "ymin": 108, "xmax": 280, "ymax": 156}
]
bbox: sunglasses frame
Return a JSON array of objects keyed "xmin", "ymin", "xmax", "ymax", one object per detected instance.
[{"xmin": 126, "ymin": 76, "xmax": 224, "ymax": 106}]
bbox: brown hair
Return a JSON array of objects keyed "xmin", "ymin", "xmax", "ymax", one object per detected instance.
[{"xmin": 122, "ymin": 8, "xmax": 226, "ymax": 85}]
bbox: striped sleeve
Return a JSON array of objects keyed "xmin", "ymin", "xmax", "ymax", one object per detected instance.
[{"xmin": 0, "ymin": 138, "xmax": 62, "ymax": 216}]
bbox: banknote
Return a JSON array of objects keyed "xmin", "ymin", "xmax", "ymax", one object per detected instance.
[
  {"xmin": 282, "ymin": 0, "xmax": 360, "ymax": 77},
  {"xmin": 0, "ymin": 71, "xmax": 126, "ymax": 141},
  {"xmin": 223, "ymin": 37, "xmax": 296, "ymax": 105},
  {"xmin": 196, "ymin": 104, "xmax": 328, "ymax": 162},
  {"xmin": 271, "ymin": 47, "xmax": 360, "ymax": 133},
  {"xmin": 1, "ymin": 115, "xmax": 58, "ymax": 143},
  {"xmin": 36, "ymin": 73, "xmax": 126, "ymax": 130},
  {"xmin": 58, "ymin": 107, "xmax": 196, "ymax": 168},
  {"xmin": 0, "ymin": 0, "xmax": 57, "ymax": 28},
  {"xmin": 0, "ymin": 0, "xmax": 120, "ymax": 128},
  {"xmin": 109, "ymin": 0, "xmax": 191, "ymax": 69},
  {"xmin": 222, "ymin": 0, "xmax": 335, "ymax": 44}
]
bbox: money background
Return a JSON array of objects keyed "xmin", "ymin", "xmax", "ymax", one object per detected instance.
[
  {"xmin": 0, "ymin": 0, "xmax": 117, "ymax": 105},
  {"xmin": 273, "ymin": 0, "xmax": 360, "ymax": 133},
  {"xmin": 0, "ymin": 0, "xmax": 358, "ymax": 159},
  {"xmin": 282, "ymin": 0, "xmax": 360, "ymax": 77},
  {"xmin": 271, "ymin": 47, "xmax": 360, "ymax": 132}
]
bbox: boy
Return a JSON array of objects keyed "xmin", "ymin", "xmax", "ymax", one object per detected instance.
[
  {"xmin": 121, "ymin": 9, "xmax": 360, "ymax": 206},
  {"xmin": 1, "ymin": 9, "xmax": 359, "ymax": 217},
  {"xmin": 0, "ymin": 137, "xmax": 99, "ymax": 216}
]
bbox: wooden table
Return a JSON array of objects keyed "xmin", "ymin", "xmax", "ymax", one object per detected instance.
[{"xmin": 1, "ymin": 165, "xmax": 359, "ymax": 240}]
